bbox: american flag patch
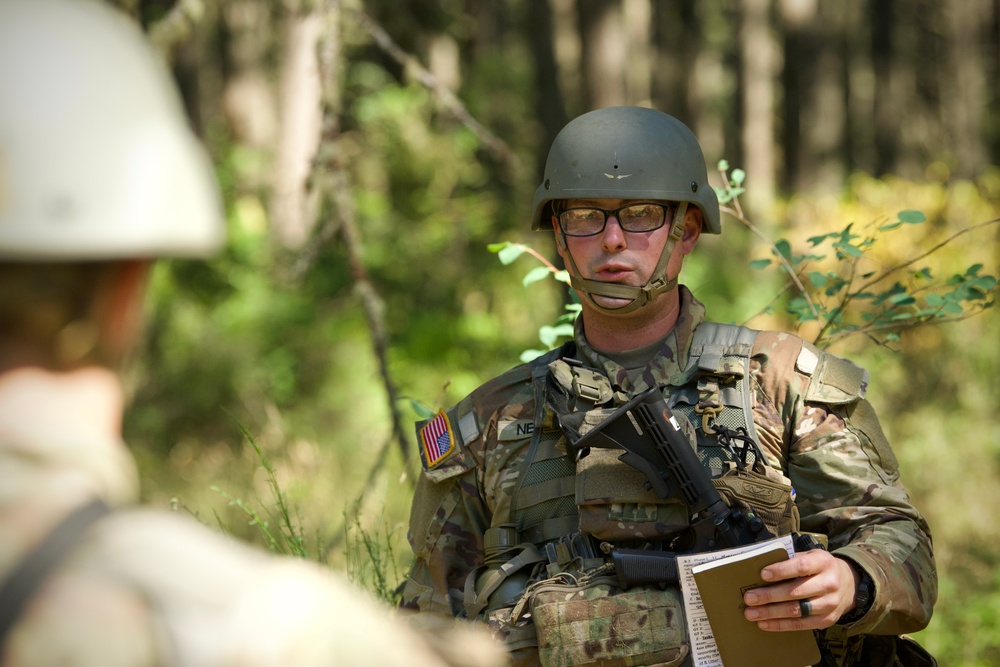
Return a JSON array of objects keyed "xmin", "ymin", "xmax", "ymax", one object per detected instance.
[{"xmin": 419, "ymin": 410, "xmax": 455, "ymax": 470}]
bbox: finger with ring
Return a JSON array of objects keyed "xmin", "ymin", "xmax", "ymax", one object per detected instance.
[{"xmin": 798, "ymin": 599, "xmax": 812, "ymax": 619}]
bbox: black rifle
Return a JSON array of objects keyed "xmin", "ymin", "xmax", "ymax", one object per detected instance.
[{"xmin": 564, "ymin": 386, "xmax": 775, "ymax": 589}]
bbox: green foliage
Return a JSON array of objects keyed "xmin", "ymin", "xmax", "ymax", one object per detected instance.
[
  {"xmin": 715, "ymin": 162, "xmax": 998, "ymax": 349},
  {"xmin": 488, "ymin": 241, "xmax": 579, "ymax": 361},
  {"xmin": 342, "ymin": 507, "xmax": 406, "ymax": 606},
  {"xmin": 212, "ymin": 416, "xmax": 310, "ymax": 559}
]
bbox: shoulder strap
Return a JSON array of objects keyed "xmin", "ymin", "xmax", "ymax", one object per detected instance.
[
  {"xmin": 687, "ymin": 321, "xmax": 758, "ymax": 375},
  {"xmin": 0, "ymin": 498, "xmax": 111, "ymax": 648},
  {"xmin": 678, "ymin": 322, "xmax": 768, "ymax": 470},
  {"xmin": 691, "ymin": 322, "xmax": 757, "ymax": 426}
]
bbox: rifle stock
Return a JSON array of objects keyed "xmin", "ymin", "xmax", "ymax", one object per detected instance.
[{"xmin": 567, "ymin": 386, "xmax": 774, "ymax": 588}]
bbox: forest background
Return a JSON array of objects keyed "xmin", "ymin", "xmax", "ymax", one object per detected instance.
[{"xmin": 114, "ymin": 0, "xmax": 998, "ymax": 664}]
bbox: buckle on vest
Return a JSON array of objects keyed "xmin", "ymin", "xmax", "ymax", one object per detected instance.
[
  {"xmin": 551, "ymin": 358, "xmax": 613, "ymax": 408},
  {"xmin": 694, "ymin": 375, "xmax": 734, "ymax": 435}
]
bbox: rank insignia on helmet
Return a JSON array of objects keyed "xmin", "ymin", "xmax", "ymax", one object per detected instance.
[{"xmin": 419, "ymin": 410, "xmax": 456, "ymax": 470}]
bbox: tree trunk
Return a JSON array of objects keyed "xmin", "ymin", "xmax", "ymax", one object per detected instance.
[
  {"xmin": 842, "ymin": 0, "xmax": 875, "ymax": 176},
  {"xmin": 780, "ymin": 0, "xmax": 846, "ymax": 194},
  {"xmin": 578, "ymin": 0, "xmax": 627, "ymax": 109},
  {"xmin": 271, "ymin": 9, "xmax": 324, "ymax": 250},
  {"xmin": 870, "ymin": 0, "xmax": 897, "ymax": 177},
  {"xmin": 739, "ymin": 0, "xmax": 777, "ymax": 218},
  {"xmin": 527, "ymin": 0, "xmax": 568, "ymax": 177},
  {"xmin": 623, "ymin": 0, "xmax": 652, "ymax": 105},
  {"xmin": 942, "ymin": 0, "xmax": 988, "ymax": 178}
]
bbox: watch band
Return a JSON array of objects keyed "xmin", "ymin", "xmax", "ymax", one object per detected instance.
[{"xmin": 838, "ymin": 559, "xmax": 874, "ymax": 624}]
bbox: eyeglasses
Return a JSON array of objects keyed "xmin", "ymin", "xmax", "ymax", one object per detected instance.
[{"xmin": 557, "ymin": 203, "xmax": 674, "ymax": 237}]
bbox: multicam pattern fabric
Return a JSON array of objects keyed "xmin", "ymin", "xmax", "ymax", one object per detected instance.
[
  {"xmin": 528, "ymin": 575, "xmax": 687, "ymax": 667},
  {"xmin": 401, "ymin": 286, "xmax": 936, "ymax": 666}
]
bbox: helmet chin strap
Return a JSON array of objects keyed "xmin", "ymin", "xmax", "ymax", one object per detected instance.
[{"xmin": 558, "ymin": 202, "xmax": 688, "ymax": 316}]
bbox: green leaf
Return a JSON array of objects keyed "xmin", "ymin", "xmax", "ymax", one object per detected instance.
[
  {"xmin": 522, "ymin": 266, "xmax": 551, "ymax": 287},
  {"xmin": 520, "ymin": 349, "xmax": 545, "ymax": 363},
  {"xmin": 889, "ymin": 293, "xmax": 917, "ymax": 306},
  {"xmin": 497, "ymin": 244, "xmax": 525, "ymax": 265},
  {"xmin": 554, "ymin": 269, "xmax": 571, "ymax": 284},
  {"xmin": 898, "ymin": 210, "xmax": 927, "ymax": 224},
  {"xmin": 539, "ymin": 323, "xmax": 574, "ymax": 348},
  {"xmin": 787, "ymin": 296, "xmax": 817, "ymax": 322},
  {"xmin": 731, "ymin": 169, "xmax": 746, "ymax": 186},
  {"xmin": 807, "ymin": 232, "xmax": 837, "ymax": 246},
  {"xmin": 807, "ymin": 271, "xmax": 828, "ymax": 288},
  {"xmin": 879, "ymin": 221, "xmax": 903, "ymax": 231},
  {"xmin": 407, "ymin": 398, "xmax": 434, "ymax": 420},
  {"xmin": 925, "ymin": 294, "xmax": 945, "ymax": 307},
  {"xmin": 775, "ymin": 239, "xmax": 792, "ymax": 261},
  {"xmin": 717, "ymin": 159, "xmax": 730, "ymax": 171},
  {"xmin": 972, "ymin": 275, "xmax": 998, "ymax": 291},
  {"xmin": 835, "ymin": 241, "xmax": 864, "ymax": 258},
  {"xmin": 749, "ymin": 258, "xmax": 772, "ymax": 270}
]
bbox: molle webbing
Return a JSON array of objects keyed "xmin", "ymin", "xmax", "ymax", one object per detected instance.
[
  {"xmin": 668, "ymin": 323, "xmax": 765, "ymax": 472},
  {"xmin": 510, "ymin": 346, "xmax": 580, "ymax": 546},
  {"xmin": 513, "ymin": 437, "xmax": 578, "ymax": 545}
]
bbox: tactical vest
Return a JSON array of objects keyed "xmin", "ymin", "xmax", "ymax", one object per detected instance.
[
  {"xmin": 463, "ymin": 323, "xmax": 803, "ymax": 666},
  {"xmin": 504, "ymin": 322, "xmax": 793, "ymax": 549}
]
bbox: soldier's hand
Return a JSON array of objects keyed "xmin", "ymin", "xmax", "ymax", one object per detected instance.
[{"xmin": 741, "ymin": 548, "xmax": 859, "ymax": 631}]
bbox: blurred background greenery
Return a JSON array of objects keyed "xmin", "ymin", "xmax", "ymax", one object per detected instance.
[{"xmin": 115, "ymin": 0, "xmax": 998, "ymax": 664}]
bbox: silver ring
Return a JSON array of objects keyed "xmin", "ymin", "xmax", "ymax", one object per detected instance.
[{"xmin": 799, "ymin": 599, "xmax": 812, "ymax": 619}]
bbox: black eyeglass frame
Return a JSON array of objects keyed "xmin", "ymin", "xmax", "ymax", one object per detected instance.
[{"xmin": 556, "ymin": 202, "xmax": 676, "ymax": 237}]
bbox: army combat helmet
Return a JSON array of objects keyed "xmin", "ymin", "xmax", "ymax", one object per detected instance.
[
  {"xmin": 531, "ymin": 107, "xmax": 719, "ymax": 315},
  {"xmin": 0, "ymin": 0, "xmax": 224, "ymax": 260}
]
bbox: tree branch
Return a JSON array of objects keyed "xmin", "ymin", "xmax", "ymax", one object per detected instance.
[
  {"xmin": 304, "ymin": 1, "xmax": 414, "ymax": 508},
  {"xmin": 349, "ymin": 7, "xmax": 522, "ymax": 176}
]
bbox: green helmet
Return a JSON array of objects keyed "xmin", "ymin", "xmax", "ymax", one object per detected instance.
[
  {"xmin": 0, "ymin": 0, "xmax": 224, "ymax": 261},
  {"xmin": 531, "ymin": 106, "xmax": 720, "ymax": 234},
  {"xmin": 531, "ymin": 107, "xmax": 719, "ymax": 315}
]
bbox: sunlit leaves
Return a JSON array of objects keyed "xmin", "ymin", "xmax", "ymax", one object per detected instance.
[
  {"xmin": 714, "ymin": 159, "xmax": 746, "ymax": 204},
  {"xmin": 489, "ymin": 241, "xmax": 526, "ymax": 265},
  {"xmin": 740, "ymin": 195, "xmax": 996, "ymax": 347}
]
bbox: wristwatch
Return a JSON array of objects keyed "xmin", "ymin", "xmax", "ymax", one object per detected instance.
[{"xmin": 838, "ymin": 560, "xmax": 874, "ymax": 624}]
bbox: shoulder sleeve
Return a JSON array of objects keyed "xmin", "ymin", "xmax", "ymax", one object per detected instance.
[
  {"xmin": 402, "ymin": 363, "xmax": 535, "ymax": 617},
  {"xmin": 786, "ymin": 346, "xmax": 936, "ymax": 635},
  {"xmin": 749, "ymin": 332, "xmax": 935, "ymax": 635}
]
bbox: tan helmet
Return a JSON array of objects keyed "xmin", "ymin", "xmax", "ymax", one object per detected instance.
[{"xmin": 0, "ymin": 0, "xmax": 225, "ymax": 261}]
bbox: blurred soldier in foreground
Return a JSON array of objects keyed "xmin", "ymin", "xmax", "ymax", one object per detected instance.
[
  {"xmin": 0, "ymin": 1, "xmax": 503, "ymax": 665},
  {"xmin": 401, "ymin": 106, "xmax": 937, "ymax": 666}
]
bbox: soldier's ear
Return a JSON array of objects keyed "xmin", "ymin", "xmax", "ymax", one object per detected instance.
[{"xmin": 680, "ymin": 209, "xmax": 702, "ymax": 253}]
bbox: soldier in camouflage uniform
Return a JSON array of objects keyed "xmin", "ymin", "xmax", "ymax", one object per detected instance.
[
  {"xmin": 0, "ymin": 2, "xmax": 505, "ymax": 666},
  {"xmin": 401, "ymin": 107, "xmax": 936, "ymax": 667}
]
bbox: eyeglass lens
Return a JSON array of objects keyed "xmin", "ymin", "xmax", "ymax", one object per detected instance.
[{"xmin": 558, "ymin": 203, "xmax": 670, "ymax": 236}]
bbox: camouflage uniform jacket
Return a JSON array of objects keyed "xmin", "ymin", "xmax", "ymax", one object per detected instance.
[{"xmin": 401, "ymin": 286, "xmax": 936, "ymax": 660}]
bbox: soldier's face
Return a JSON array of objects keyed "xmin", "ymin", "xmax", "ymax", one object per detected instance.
[{"xmin": 552, "ymin": 198, "xmax": 700, "ymax": 311}]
